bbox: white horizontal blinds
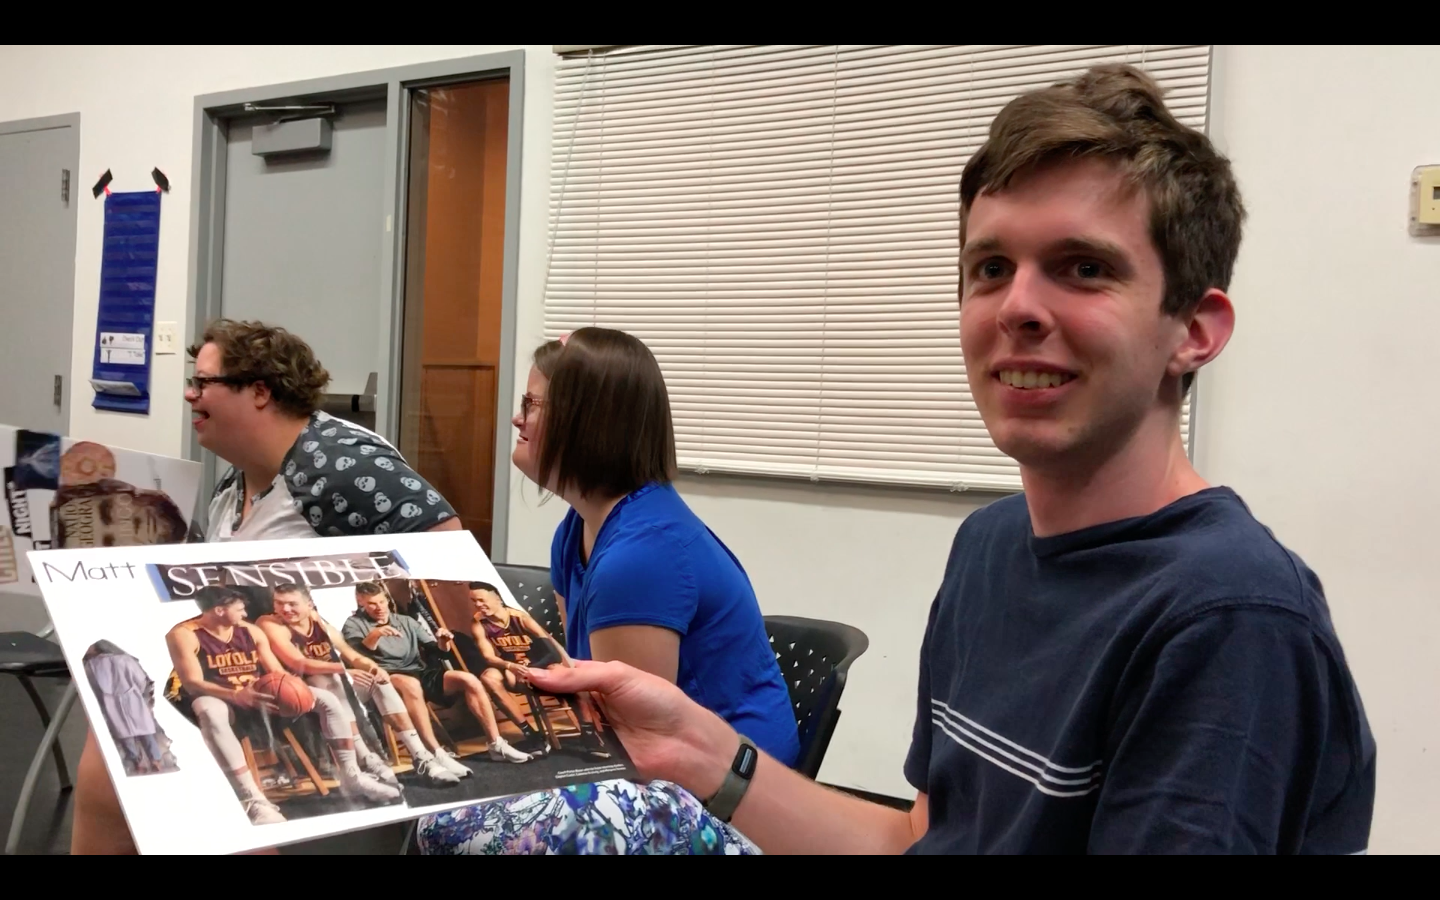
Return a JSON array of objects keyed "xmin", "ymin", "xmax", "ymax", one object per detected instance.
[{"xmin": 548, "ymin": 45, "xmax": 1211, "ymax": 489}]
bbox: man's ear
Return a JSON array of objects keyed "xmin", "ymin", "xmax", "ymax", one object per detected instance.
[
  {"xmin": 1168, "ymin": 288, "xmax": 1235, "ymax": 381},
  {"xmin": 249, "ymin": 380, "xmax": 273, "ymax": 411}
]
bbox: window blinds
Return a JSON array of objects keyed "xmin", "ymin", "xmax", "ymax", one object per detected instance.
[{"xmin": 546, "ymin": 45, "xmax": 1210, "ymax": 491}]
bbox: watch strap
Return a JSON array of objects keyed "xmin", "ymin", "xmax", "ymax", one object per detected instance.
[{"xmin": 703, "ymin": 733, "xmax": 759, "ymax": 823}]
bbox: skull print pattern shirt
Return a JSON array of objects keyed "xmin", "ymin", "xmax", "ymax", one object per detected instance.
[{"xmin": 202, "ymin": 412, "xmax": 459, "ymax": 542}]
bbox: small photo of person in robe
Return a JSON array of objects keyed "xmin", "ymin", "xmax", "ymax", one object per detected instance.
[{"xmin": 83, "ymin": 640, "xmax": 179, "ymax": 776}]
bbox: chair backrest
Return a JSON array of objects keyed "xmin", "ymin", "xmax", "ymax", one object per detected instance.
[
  {"xmin": 493, "ymin": 564, "xmax": 565, "ymax": 646},
  {"xmin": 764, "ymin": 615, "xmax": 869, "ymax": 781}
]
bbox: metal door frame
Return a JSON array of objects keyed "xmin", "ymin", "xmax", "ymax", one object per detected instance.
[
  {"xmin": 0, "ymin": 113, "xmax": 81, "ymax": 438},
  {"xmin": 185, "ymin": 51, "xmax": 526, "ymax": 561}
]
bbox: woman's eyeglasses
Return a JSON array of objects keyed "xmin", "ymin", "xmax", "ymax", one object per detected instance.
[
  {"xmin": 185, "ymin": 374, "xmax": 246, "ymax": 394},
  {"xmin": 520, "ymin": 393, "xmax": 545, "ymax": 419}
]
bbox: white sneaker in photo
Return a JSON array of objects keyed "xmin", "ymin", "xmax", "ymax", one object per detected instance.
[
  {"xmin": 339, "ymin": 768, "xmax": 403, "ymax": 802},
  {"xmin": 433, "ymin": 748, "xmax": 472, "ymax": 779},
  {"xmin": 243, "ymin": 797, "xmax": 287, "ymax": 825},
  {"xmin": 488, "ymin": 736, "xmax": 531, "ymax": 764},
  {"xmin": 415, "ymin": 756, "xmax": 462, "ymax": 786},
  {"xmin": 360, "ymin": 751, "xmax": 400, "ymax": 786}
]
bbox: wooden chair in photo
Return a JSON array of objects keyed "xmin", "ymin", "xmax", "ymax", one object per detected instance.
[
  {"xmin": 492, "ymin": 564, "xmax": 585, "ymax": 750},
  {"xmin": 495, "ymin": 564, "xmax": 566, "ymax": 644},
  {"xmin": 239, "ymin": 720, "xmax": 331, "ymax": 799}
]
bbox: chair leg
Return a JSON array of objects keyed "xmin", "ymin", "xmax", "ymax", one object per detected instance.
[
  {"xmin": 485, "ymin": 682, "xmax": 529, "ymax": 731},
  {"xmin": 240, "ymin": 737, "xmax": 262, "ymax": 785},
  {"xmin": 428, "ymin": 707, "xmax": 459, "ymax": 754},
  {"xmin": 522, "ymin": 689, "xmax": 562, "ymax": 751},
  {"xmin": 384, "ymin": 722, "xmax": 402, "ymax": 766},
  {"xmin": 5, "ymin": 681, "xmax": 78, "ymax": 855},
  {"xmin": 282, "ymin": 728, "xmax": 330, "ymax": 797},
  {"xmin": 17, "ymin": 676, "xmax": 71, "ymax": 790}
]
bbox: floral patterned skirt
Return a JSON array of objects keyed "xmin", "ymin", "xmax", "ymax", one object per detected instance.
[{"xmin": 416, "ymin": 780, "xmax": 761, "ymax": 855}]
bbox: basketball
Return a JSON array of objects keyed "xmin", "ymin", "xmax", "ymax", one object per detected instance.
[{"xmin": 252, "ymin": 672, "xmax": 315, "ymax": 718}]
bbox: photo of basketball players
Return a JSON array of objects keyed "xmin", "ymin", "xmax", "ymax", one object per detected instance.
[
  {"xmin": 120, "ymin": 544, "xmax": 637, "ymax": 831},
  {"xmin": 162, "ymin": 586, "xmax": 406, "ymax": 826},
  {"xmin": 82, "ymin": 640, "xmax": 179, "ymax": 777},
  {"xmin": 253, "ymin": 583, "xmax": 467, "ymax": 789},
  {"xmin": 466, "ymin": 582, "xmax": 612, "ymax": 761},
  {"xmin": 331, "ymin": 576, "xmax": 631, "ymax": 808}
]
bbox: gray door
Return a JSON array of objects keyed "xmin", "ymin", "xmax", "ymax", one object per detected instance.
[
  {"xmin": 219, "ymin": 100, "xmax": 388, "ymax": 404},
  {"xmin": 0, "ymin": 118, "xmax": 78, "ymax": 437}
]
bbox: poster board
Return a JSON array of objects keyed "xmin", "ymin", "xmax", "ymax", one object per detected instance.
[
  {"xmin": 30, "ymin": 530, "xmax": 635, "ymax": 855},
  {"xmin": 0, "ymin": 424, "xmax": 200, "ymax": 594}
]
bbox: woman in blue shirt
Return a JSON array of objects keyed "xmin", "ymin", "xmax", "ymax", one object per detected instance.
[{"xmin": 417, "ymin": 327, "xmax": 796, "ymax": 854}]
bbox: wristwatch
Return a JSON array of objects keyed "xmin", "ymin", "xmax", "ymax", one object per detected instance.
[{"xmin": 702, "ymin": 734, "xmax": 759, "ymax": 823}]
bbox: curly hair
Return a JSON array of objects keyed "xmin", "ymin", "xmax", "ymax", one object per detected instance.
[{"xmin": 187, "ymin": 319, "xmax": 331, "ymax": 418}]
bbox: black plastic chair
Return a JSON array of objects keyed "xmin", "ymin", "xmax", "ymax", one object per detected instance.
[
  {"xmin": 764, "ymin": 615, "xmax": 869, "ymax": 781},
  {"xmin": 494, "ymin": 564, "xmax": 564, "ymax": 646},
  {"xmin": 2, "ymin": 626, "xmax": 75, "ymax": 855}
]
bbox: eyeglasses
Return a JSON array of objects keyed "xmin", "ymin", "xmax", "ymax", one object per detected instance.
[
  {"xmin": 520, "ymin": 393, "xmax": 545, "ymax": 419},
  {"xmin": 185, "ymin": 374, "xmax": 247, "ymax": 394}
]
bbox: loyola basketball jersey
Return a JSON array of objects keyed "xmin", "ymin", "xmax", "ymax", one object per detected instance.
[
  {"xmin": 290, "ymin": 618, "xmax": 334, "ymax": 663},
  {"xmin": 479, "ymin": 612, "xmax": 533, "ymax": 666},
  {"xmin": 187, "ymin": 619, "xmax": 261, "ymax": 690}
]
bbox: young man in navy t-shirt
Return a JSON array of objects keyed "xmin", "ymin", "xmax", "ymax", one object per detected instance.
[{"xmin": 529, "ymin": 64, "xmax": 1377, "ymax": 854}]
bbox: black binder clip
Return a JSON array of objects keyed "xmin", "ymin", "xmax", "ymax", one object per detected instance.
[
  {"xmin": 92, "ymin": 169, "xmax": 113, "ymax": 199},
  {"xmin": 152, "ymin": 168, "xmax": 170, "ymax": 193}
]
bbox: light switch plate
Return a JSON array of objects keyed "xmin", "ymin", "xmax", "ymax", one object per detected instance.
[
  {"xmin": 155, "ymin": 321, "xmax": 179, "ymax": 355},
  {"xmin": 1410, "ymin": 165, "xmax": 1440, "ymax": 236}
]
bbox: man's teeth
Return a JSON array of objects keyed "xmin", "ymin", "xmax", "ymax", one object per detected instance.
[{"xmin": 999, "ymin": 370, "xmax": 1073, "ymax": 389}]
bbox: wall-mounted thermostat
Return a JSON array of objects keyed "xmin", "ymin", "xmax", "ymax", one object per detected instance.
[{"xmin": 1411, "ymin": 165, "xmax": 1440, "ymax": 237}]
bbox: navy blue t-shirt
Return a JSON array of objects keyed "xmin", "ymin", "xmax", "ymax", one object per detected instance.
[
  {"xmin": 905, "ymin": 488, "xmax": 1375, "ymax": 854},
  {"xmin": 552, "ymin": 482, "xmax": 800, "ymax": 767}
]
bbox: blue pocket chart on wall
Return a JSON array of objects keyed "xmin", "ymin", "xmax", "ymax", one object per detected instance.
[{"xmin": 90, "ymin": 191, "xmax": 161, "ymax": 414}]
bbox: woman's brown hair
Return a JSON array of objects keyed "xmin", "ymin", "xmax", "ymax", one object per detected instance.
[{"xmin": 531, "ymin": 328, "xmax": 677, "ymax": 500}]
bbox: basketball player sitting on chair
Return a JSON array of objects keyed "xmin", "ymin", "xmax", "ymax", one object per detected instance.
[
  {"xmin": 256, "ymin": 583, "xmax": 466, "ymax": 787},
  {"xmin": 165, "ymin": 586, "xmax": 402, "ymax": 826},
  {"xmin": 342, "ymin": 581, "xmax": 531, "ymax": 766},
  {"xmin": 468, "ymin": 582, "xmax": 610, "ymax": 760}
]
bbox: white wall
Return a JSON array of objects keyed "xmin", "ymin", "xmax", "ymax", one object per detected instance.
[
  {"xmin": 2, "ymin": 44, "xmax": 1435, "ymax": 851},
  {"xmin": 0, "ymin": 44, "xmax": 554, "ymax": 461},
  {"xmin": 1200, "ymin": 45, "xmax": 1440, "ymax": 855}
]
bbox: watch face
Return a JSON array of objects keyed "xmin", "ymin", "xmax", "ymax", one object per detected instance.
[{"xmin": 736, "ymin": 742, "xmax": 759, "ymax": 778}]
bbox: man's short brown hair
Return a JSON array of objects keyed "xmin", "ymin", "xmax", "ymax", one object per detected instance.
[
  {"xmin": 187, "ymin": 319, "xmax": 331, "ymax": 418},
  {"xmin": 533, "ymin": 327, "xmax": 677, "ymax": 500},
  {"xmin": 961, "ymin": 64, "xmax": 1246, "ymax": 321}
]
